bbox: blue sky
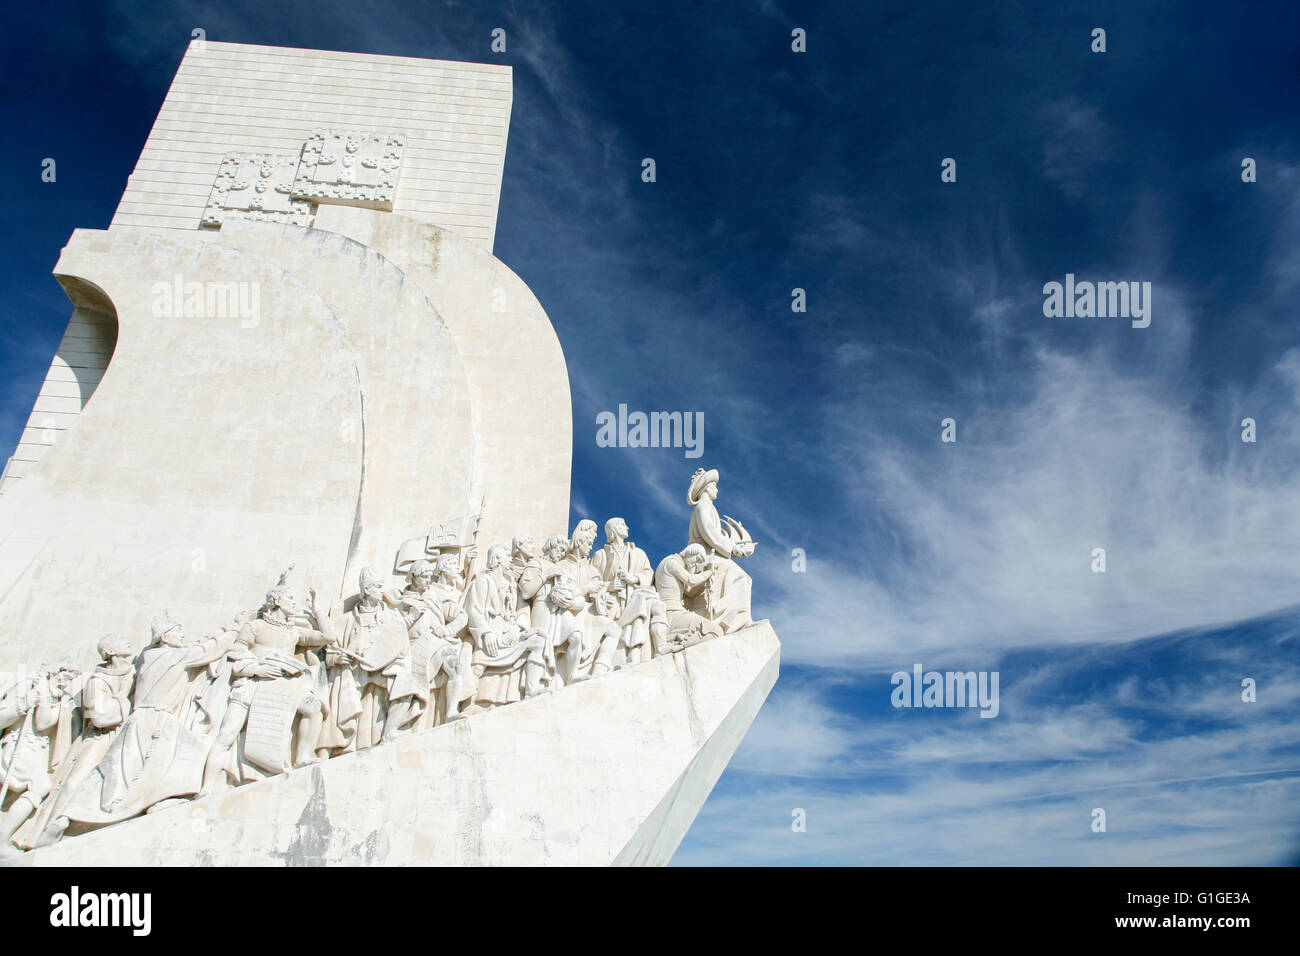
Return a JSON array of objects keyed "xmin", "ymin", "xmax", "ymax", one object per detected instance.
[{"xmin": 3, "ymin": 0, "xmax": 1299, "ymax": 864}]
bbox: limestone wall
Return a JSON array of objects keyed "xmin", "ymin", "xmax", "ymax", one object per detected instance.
[
  {"xmin": 0, "ymin": 307, "xmax": 116, "ymax": 497},
  {"xmin": 113, "ymin": 41, "xmax": 511, "ymax": 250}
]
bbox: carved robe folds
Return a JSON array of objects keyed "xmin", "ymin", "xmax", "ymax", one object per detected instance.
[
  {"xmin": 552, "ymin": 555, "xmax": 621, "ymax": 679},
  {"xmin": 227, "ymin": 619, "xmax": 329, "ymax": 775},
  {"xmin": 49, "ymin": 634, "xmax": 229, "ymax": 828},
  {"xmin": 464, "ymin": 572, "xmax": 547, "ymax": 706},
  {"xmin": 688, "ymin": 496, "xmax": 753, "ymax": 634},
  {"xmin": 0, "ymin": 682, "xmax": 75, "ymax": 807},
  {"xmin": 19, "ymin": 664, "xmax": 135, "ymax": 847},
  {"xmin": 320, "ymin": 602, "xmax": 411, "ymax": 753},
  {"xmin": 593, "ymin": 540, "xmax": 665, "ymax": 665},
  {"xmin": 400, "ymin": 583, "xmax": 474, "ymax": 727}
]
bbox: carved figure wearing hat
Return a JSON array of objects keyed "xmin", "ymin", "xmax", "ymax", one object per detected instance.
[{"xmin": 686, "ymin": 468, "xmax": 756, "ymax": 634}]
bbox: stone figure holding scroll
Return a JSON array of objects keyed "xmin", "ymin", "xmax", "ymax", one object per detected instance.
[{"xmin": 200, "ymin": 572, "xmax": 333, "ymax": 790}]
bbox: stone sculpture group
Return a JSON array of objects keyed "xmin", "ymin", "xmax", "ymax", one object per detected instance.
[{"xmin": 0, "ymin": 468, "xmax": 755, "ymax": 858}]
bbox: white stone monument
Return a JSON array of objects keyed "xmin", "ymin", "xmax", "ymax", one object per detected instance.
[{"xmin": 0, "ymin": 42, "xmax": 779, "ymax": 866}]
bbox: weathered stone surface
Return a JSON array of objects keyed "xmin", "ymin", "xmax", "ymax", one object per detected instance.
[
  {"xmin": 310, "ymin": 206, "xmax": 572, "ymax": 560},
  {"xmin": 0, "ymin": 220, "xmax": 513, "ymax": 666},
  {"xmin": 11, "ymin": 622, "xmax": 779, "ymax": 867},
  {"xmin": 112, "ymin": 42, "xmax": 512, "ymax": 250}
]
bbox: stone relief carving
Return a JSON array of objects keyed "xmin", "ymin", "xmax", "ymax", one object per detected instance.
[
  {"xmin": 199, "ymin": 129, "xmax": 405, "ymax": 229},
  {"xmin": 292, "ymin": 129, "xmax": 406, "ymax": 210},
  {"xmin": 397, "ymin": 556, "xmax": 473, "ymax": 728},
  {"xmin": 201, "ymin": 152, "xmax": 312, "ymax": 227},
  {"xmin": 593, "ymin": 517, "xmax": 665, "ymax": 667},
  {"xmin": 0, "ymin": 663, "xmax": 79, "ymax": 853},
  {"xmin": 0, "ymin": 469, "xmax": 756, "ymax": 856}
]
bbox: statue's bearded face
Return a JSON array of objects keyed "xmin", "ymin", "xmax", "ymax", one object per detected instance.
[
  {"xmin": 573, "ymin": 531, "xmax": 595, "ymax": 557},
  {"xmin": 705, "ymin": 482, "xmax": 718, "ymax": 500},
  {"xmin": 545, "ymin": 541, "xmax": 566, "ymax": 562},
  {"xmin": 611, "ymin": 519, "xmax": 628, "ymax": 540},
  {"xmin": 276, "ymin": 591, "xmax": 298, "ymax": 616},
  {"xmin": 414, "ymin": 570, "xmax": 434, "ymax": 591},
  {"xmin": 161, "ymin": 625, "xmax": 186, "ymax": 647},
  {"xmin": 515, "ymin": 536, "xmax": 536, "ymax": 559}
]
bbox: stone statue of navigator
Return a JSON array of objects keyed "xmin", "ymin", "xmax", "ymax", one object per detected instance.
[{"xmin": 686, "ymin": 467, "xmax": 755, "ymax": 633}]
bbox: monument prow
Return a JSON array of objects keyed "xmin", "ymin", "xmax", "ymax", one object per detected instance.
[{"xmin": 11, "ymin": 623, "xmax": 779, "ymax": 867}]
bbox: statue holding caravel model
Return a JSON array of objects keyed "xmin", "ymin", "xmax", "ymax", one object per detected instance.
[{"xmin": 0, "ymin": 468, "xmax": 756, "ymax": 857}]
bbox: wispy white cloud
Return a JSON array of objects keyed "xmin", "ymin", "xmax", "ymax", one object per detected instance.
[
  {"xmin": 726, "ymin": 677, "xmax": 861, "ymax": 777},
  {"xmin": 676, "ymin": 770, "xmax": 1300, "ymax": 866},
  {"xmin": 681, "ymin": 642, "xmax": 1300, "ymax": 865},
  {"xmin": 756, "ymin": 333, "xmax": 1300, "ymax": 669}
]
